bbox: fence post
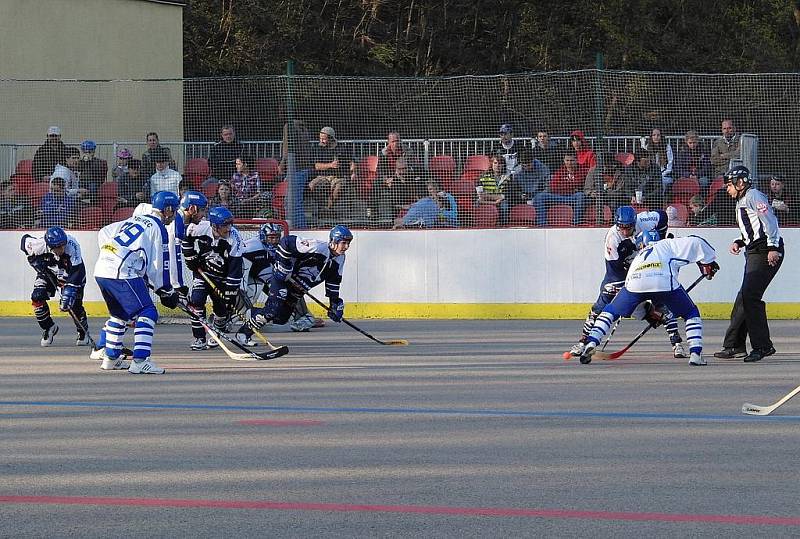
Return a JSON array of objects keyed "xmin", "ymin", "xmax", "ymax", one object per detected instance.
[
  {"xmin": 594, "ymin": 52, "xmax": 605, "ymax": 152},
  {"xmin": 285, "ymin": 60, "xmax": 296, "ymax": 229}
]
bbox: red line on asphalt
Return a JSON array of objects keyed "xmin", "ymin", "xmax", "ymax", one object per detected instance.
[
  {"xmin": 237, "ymin": 419, "xmax": 324, "ymax": 426},
  {"xmin": 0, "ymin": 496, "xmax": 798, "ymax": 526}
]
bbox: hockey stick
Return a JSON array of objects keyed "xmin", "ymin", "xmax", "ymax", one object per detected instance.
[
  {"xmin": 196, "ymin": 269, "xmax": 282, "ymax": 350},
  {"xmin": 593, "ymin": 274, "xmax": 706, "ymax": 361},
  {"xmin": 742, "ymin": 384, "xmax": 800, "ymax": 416},
  {"xmin": 174, "ymin": 300, "xmax": 288, "ymax": 361},
  {"xmin": 41, "ymin": 270, "xmax": 99, "ymax": 350},
  {"xmin": 301, "ymin": 288, "xmax": 408, "ymax": 346}
]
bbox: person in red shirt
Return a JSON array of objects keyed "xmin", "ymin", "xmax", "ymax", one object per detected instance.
[
  {"xmin": 532, "ymin": 154, "xmax": 588, "ymax": 226},
  {"xmin": 569, "ymin": 130, "xmax": 598, "ymax": 172}
]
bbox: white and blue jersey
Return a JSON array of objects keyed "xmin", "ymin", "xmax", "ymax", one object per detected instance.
[
  {"xmin": 95, "ymin": 213, "xmax": 171, "ymax": 289},
  {"xmin": 241, "ymin": 236, "xmax": 277, "ymax": 288},
  {"xmin": 21, "ymin": 233, "xmax": 86, "ymax": 288},
  {"xmin": 134, "ymin": 202, "xmax": 188, "ymax": 289},
  {"xmin": 274, "ymin": 235, "xmax": 345, "ymax": 302},
  {"xmin": 625, "ymin": 235, "xmax": 716, "ymax": 293}
]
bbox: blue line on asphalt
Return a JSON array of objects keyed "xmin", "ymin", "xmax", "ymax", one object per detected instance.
[{"xmin": 1, "ymin": 400, "xmax": 799, "ymax": 422}]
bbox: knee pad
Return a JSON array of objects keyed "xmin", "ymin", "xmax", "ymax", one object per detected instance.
[
  {"xmin": 31, "ymin": 288, "xmax": 51, "ymax": 303},
  {"xmin": 139, "ymin": 305, "xmax": 159, "ymax": 323},
  {"xmin": 31, "ymin": 299, "xmax": 46, "ymax": 309}
]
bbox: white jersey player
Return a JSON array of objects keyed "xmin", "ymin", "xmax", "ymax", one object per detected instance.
[
  {"xmin": 579, "ymin": 230, "xmax": 719, "ymax": 366},
  {"xmin": 94, "ymin": 191, "xmax": 181, "ymax": 374}
]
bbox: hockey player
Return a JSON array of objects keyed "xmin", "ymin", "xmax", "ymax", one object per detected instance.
[
  {"xmin": 94, "ymin": 191, "xmax": 181, "ymax": 373},
  {"xmin": 182, "ymin": 206, "xmax": 244, "ymax": 350},
  {"xmin": 579, "ymin": 230, "xmax": 719, "ymax": 366},
  {"xmin": 240, "ymin": 222, "xmax": 320, "ymax": 336},
  {"xmin": 569, "ymin": 206, "xmax": 688, "ymax": 359},
  {"xmin": 20, "ymin": 226, "xmax": 89, "ymax": 347},
  {"xmin": 242, "ymin": 224, "xmax": 352, "ymax": 337}
]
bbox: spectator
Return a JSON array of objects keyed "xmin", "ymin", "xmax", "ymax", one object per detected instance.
[
  {"xmin": 686, "ymin": 195, "xmax": 717, "ymax": 227},
  {"xmin": 279, "ymin": 119, "xmax": 313, "ymax": 228},
  {"xmin": 32, "ymin": 126, "xmax": 67, "ymax": 182},
  {"xmin": 640, "ymin": 128, "xmax": 674, "ymax": 193},
  {"xmin": 629, "ymin": 152, "xmax": 663, "ymax": 208},
  {"xmin": 208, "ymin": 125, "xmax": 248, "ymax": 182},
  {"xmin": 393, "ymin": 180, "xmax": 457, "ymax": 229},
  {"xmin": 533, "ymin": 153, "xmax": 587, "ymax": 226},
  {"xmin": 510, "ymin": 147, "xmax": 549, "ymax": 204},
  {"xmin": 531, "ymin": 130, "xmax": 563, "ymax": 176},
  {"xmin": 377, "ymin": 131, "xmax": 414, "ymax": 179},
  {"xmin": 766, "ymin": 175, "xmax": 797, "ymax": 225},
  {"xmin": 370, "ymin": 157, "xmax": 423, "ymax": 226},
  {"xmin": 674, "ymin": 130, "xmax": 713, "ymax": 192},
  {"xmin": 149, "ymin": 148, "xmax": 182, "ymax": 196},
  {"xmin": 230, "ymin": 157, "xmax": 264, "ymax": 218},
  {"xmin": 40, "ymin": 177, "xmax": 76, "ymax": 228},
  {"xmin": 666, "ymin": 205, "xmax": 686, "ymax": 227},
  {"xmin": 51, "ymin": 147, "xmax": 89, "ymax": 202},
  {"xmin": 490, "ymin": 124, "xmax": 522, "ymax": 176},
  {"xmin": 0, "ymin": 179, "xmax": 33, "ymax": 228},
  {"xmin": 77, "ymin": 140, "xmax": 106, "ymax": 202},
  {"xmin": 568, "ymin": 130, "xmax": 598, "ymax": 172},
  {"xmin": 710, "ymin": 119, "xmax": 740, "ymax": 177},
  {"xmin": 584, "ymin": 158, "xmax": 632, "ymax": 222},
  {"xmin": 141, "ymin": 132, "xmax": 175, "ymax": 179},
  {"xmin": 112, "ymin": 148, "xmax": 132, "ymax": 182},
  {"xmin": 476, "ymin": 155, "xmax": 512, "ymax": 224},
  {"xmin": 307, "ymin": 126, "xmax": 351, "ymax": 221},
  {"xmin": 116, "ymin": 159, "xmax": 147, "ymax": 210},
  {"xmin": 209, "ymin": 181, "xmax": 241, "ymax": 216}
]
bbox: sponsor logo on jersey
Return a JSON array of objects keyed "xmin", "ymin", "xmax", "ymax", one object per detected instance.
[
  {"xmin": 756, "ymin": 201, "xmax": 769, "ymax": 214},
  {"xmin": 101, "ymin": 244, "xmax": 118, "ymax": 254},
  {"xmin": 635, "ymin": 262, "xmax": 662, "ymax": 270}
]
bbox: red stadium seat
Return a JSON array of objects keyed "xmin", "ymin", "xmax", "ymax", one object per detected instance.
[
  {"xmin": 111, "ymin": 206, "xmax": 134, "ymax": 223},
  {"xmin": 202, "ymin": 182, "xmax": 218, "ymax": 200},
  {"xmin": 79, "ymin": 206, "xmax": 107, "ymax": 229},
  {"xmin": 272, "ymin": 180, "xmax": 288, "ymax": 219},
  {"xmin": 255, "ymin": 158, "xmax": 280, "ymax": 182},
  {"xmin": 671, "ymin": 202, "xmax": 689, "ymax": 224},
  {"xmin": 28, "ymin": 182, "xmax": 51, "ymax": 208},
  {"xmin": 459, "ymin": 169, "xmax": 482, "ymax": 185},
  {"xmin": 184, "ymin": 158, "xmax": 210, "ymax": 186},
  {"xmin": 429, "ymin": 155, "xmax": 456, "ymax": 189},
  {"xmin": 671, "ymin": 177, "xmax": 700, "ymax": 205},
  {"xmin": 473, "ymin": 204, "xmax": 498, "ymax": 228},
  {"xmin": 706, "ymin": 176, "xmax": 725, "ymax": 205},
  {"xmin": 546, "ymin": 204, "xmax": 573, "ymax": 227},
  {"xmin": 15, "ymin": 159, "xmax": 33, "ymax": 176},
  {"xmin": 99, "ymin": 181, "xmax": 118, "ymax": 212},
  {"xmin": 357, "ymin": 155, "xmax": 379, "ymax": 199},
  {"xmin": 464, "ymin": 154, "xmax": 490, "ymax": 173},
  {"xmin": 11, "ymin": 173, "xmax": 34, "ymax": 196},
  {"xmin": 509, "ymin": 204, "xmax": 536, "ymax": 226},
  {"xmin": 585, "ymin": 204, "xmax": 612, "ymax": 226},
  {"xmin": 614, "ymin": 152, "xmax": 635, "ymax": 167}
]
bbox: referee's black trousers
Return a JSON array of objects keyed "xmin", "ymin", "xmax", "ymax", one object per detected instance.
[{"xmin": 722, "ymin": 247, "xmax": 784, "ymax": 351}]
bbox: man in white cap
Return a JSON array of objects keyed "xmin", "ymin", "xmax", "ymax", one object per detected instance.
[{"xmin": 33, "ymin": 126, "xmax": 67, "ymax": 182}]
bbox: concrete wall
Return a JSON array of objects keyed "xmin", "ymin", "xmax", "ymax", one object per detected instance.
[{"xmin": 1, "ymin": 227, "xmax": 797, "ymax": 319}]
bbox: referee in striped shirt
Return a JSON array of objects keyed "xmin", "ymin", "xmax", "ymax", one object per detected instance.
[{"xmin": 714, "ymin": 165, "xmax": 784, "ymax": 363}]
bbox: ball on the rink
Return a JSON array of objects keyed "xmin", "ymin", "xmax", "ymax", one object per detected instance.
[{"xmin": 562, "ymin": 351, "xmax": 571, "ymax": 360}]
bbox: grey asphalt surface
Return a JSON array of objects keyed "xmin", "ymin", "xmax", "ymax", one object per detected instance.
[{"xmin": 1, "ymin": 317, "xmax": 800, "ymax": 538}]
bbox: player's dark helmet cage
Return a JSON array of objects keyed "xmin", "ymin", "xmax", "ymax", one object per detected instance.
[
  {"xmin": 44, "ymin": 226, "xmax": 68, "ymax": 248},
  {"xmin": 151, "ymin": 190, "xmax": 180, "ymax": 211},
  {"xmin": 615, "ymin": 206, "xmax": 636, "ymax": 227},
  {"xmin": 209, "ymin": 206, "xmax": 234, "ymax": 226},
  {"xmin": 329, "ymin": 224, "xmax": 353, "ymax": 243},
  {"xmin": 259, "ymin": 222, "xmax": 283, "ymax": 244},
  {"xmin": 180, "ymin": 190, "xmax": 208, "ymax": 209},
  {"xmin": 724, "ymin": 165, "xmax": 751, "ymax": 185}
]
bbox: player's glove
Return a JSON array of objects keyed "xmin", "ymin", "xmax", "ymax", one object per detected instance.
[
  {"xmin": 176, "ymin": 285, "xmax": 189, "ymax": 302},
  {"xmin": 156, "ymin": 287, "xmax": 179, "ymax": 309},
  {"xmin": 221, "ymin": 286, "xmax": 238, "ymax": 309},
  {"xmin": 697, "ymin": 261, "xmax": 720, "ymax": 280},
  {"xmin": 184, "ymin": 254, "xmax": 200, "ymax": 272},
  {"xmin": 328, "ymin": 298, "xmax": 344, "ymax": 323},
  {"xmin": 59, "ymin": 283, "xmax": 79, "ymax": 312},
  {"xmin": 29, "ymin": 256, "xmax": 49, "ymax": 274},
  {"xmin": 643, "ymin": 302, "xmax": 666, "ymax": 328},
  {"xmin": 247, "ymin": 312, "xmax": 270, "ymax": 331},
  {"xmin": 602, "ymin": 281, "xmax": 624, "ymax": 299}
]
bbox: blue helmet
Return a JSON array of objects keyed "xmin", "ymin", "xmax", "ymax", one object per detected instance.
[
  {"xmin": 724, "ymin": 165, "xmax": 751, "ymax": 185},
  {"xmin": 179, "ymin": 190, "xmax": 208, "ymax": 210},
  {"xmin": 329, "ymin": 224, "xmax": 353, "ymax": 243},
  {"xmin": 615, "ymin": 205, "xmax": 636, "ymax": 228},
  {"xmin": 80, "ymin": 140, "xmax": 96, "ymax": 152},
  {"xmin": 259, "ymin": 222, "xmax": 283, "ymax": 245},
  {"xmin": 44, "ymin": 226, "xmax": 68, "ymax": 248},
  {"xmin": 635, "ymin": 229, "xmax": 661, "ymax": 248},
  {"xmin": 208, "ymin": 206, "xmax": 234, "ymax": 227},
  {"xmin": 151, "ymin": 191, "xmax": 180, "ymax": 212}
]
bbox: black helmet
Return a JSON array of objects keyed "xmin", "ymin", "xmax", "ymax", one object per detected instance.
[{"xmin": 723, "ymin": 165, "xmax": 751, "ymax": 185}]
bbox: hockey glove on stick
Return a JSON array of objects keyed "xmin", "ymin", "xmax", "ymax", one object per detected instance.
[
  {"xmin": 327, "ymin": 298, "xmax": 345, "ymax": 323},
  {"xmin": 59, "ymin": 283, "xmax": 79, "ymax": 312},
  {"xmin": 697, "ymin": 261, "xmax": 720, "ymax": 280},
  {"xmin": 156, "ymin": 287, "xmax": 180, "ymax": 309}
]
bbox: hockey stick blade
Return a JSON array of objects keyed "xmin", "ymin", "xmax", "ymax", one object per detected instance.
[
  {"xmin": 256, "ymin": 346, "xmax": 289, "ymax": 360},
  {"xmin": 741, "ymin": 384, "xmax": 800, "ymax": 416}
]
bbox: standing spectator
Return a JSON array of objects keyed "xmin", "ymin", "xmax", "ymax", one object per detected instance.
[
  {"xmin": 629, "ymin": 152, "xmax": 663, "ymax": 208},
  {"xmin": 51, "ymin": 147, "xmax": 89, "ymax": 202},
  {"xmin": 112, "ymin": 148, "xmax": 132, "ymax": 182},
  {"xmin": 377, "ymin": 131, "xmax": 413, "ymax": 179},
  {"xmin": 0, "ymin": 179, "xmax": 33, "ymax": 228},
  {"xmin": 279, "ymin": 119, "xmax": 313, "ymax": 228},
  {"xmin": 32, "ymin": 126, "xmax": 67, "ymax": 182},
  {"xmin": 230, "ymin": 157, "xmax": 263, "ymax": 218},
  {"xmin": 393, "ymin": 180, "xmax": 457, "ymax": 229},
  {"xmin": 640, "ymin": 128, "xmax": 674, "ymax": 194},
  {"xmin": 510, "ymin": 147, "xmax": 549, "ymax": 204},
  {"xmin": 531, "ymin": 130, "xmax": 562, "ymax": 176},
  {"xmin": 710, "ymin": 119, "xmax": 741, "ymax": 177},
  {"xmin": 208, "ymin": 125, "xmax": 247, "ymax": 182},
  {"xmin": 209, "ymin": 181, "xmax": 241, "ymax": 217},
  {"xmin": 674, "ymin": 130, "xmax": 713, "ymax": 192},
  {"xmin": 116, "ymin": 159, "xmax": 147, "ymax": 210},
  {"xmin": 533, "ymin": 153, "xmax": 587, "ymax": 226},
  {"xmin": 141, "ymin": 132, "xmax": 175, "ymax": 179},
  {"xmin": 713, "ymin": 166, "xmax": 784, "ymax": 363},
  {"xmin": 476, "ymin": 155, "xmax": 512, "ymax": 224},
  {"xmin": 765, "ymin": 175, "xmax": 797, "ymax": 225},
  {"xmin": 307, "ymin": 126, "xmax": 351, "ymax": 221},
  {"xmin": 40, "ymin": 177, "xmax": 77, "ymax": 228},
  {"xmin": 149, "ymin": 148, "xmax": 182, "ymax": 196},
  {"xmin": 686, "ymin": 195, "xmax": 717, "ymax": 227},
  {"xmin": 77, "ymin": 140, "xmax": 106, "ymax": 202},
  {"xmin": 568, "ymin": 130, "xmax": 598, "ymax": 172},
  {"xmin": 490, "ymin": 124, "xmax": 522, "ymax": 176},
  {"xmin": 370, "ymin": 157, "xmax": 422, "ymax": 226}
]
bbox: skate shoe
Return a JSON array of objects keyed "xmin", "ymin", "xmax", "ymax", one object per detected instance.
[
  {"xmin": 89, "ymin": 347, "xmax": 104, "ymax": 360},
  {"xmin": 235, "ymin": 332, "xmax": 258, "ymax": 346},
  {"xmin": 290, "ymin": 314, "xmax": 315, "ymax": 332},
  {"xmin": 190, "ymin": 338, "xmax": 209, "ymax": 351},
  {"xmin": 76, "ymin": 333, "xmax": 90, "ymax": 346},
  {"xmin": 207, "ymin": 335, "xmax": 220, "ymax": 348},
  {"xmin": 579, "ymin": 342, "xmax": 597, "ymax": 364},
  {"xmin": 128, "ymin": 358, "xmax": 165, "ymax": 374},
  {"xmin": 40, "ymin": 324, "xmax": 59, "ymax": 347},
  {"xmin": 569, "ymin": 341, "xmax": 586, "ymax": 357},
  {"xmin": 688, "ymin": 352, "xmax": 706, "ymax": 366},
  {"xmin": 672, "ymin": 342, "xmax": 689, "ymax": 359},
  {"xmin": 101, "ymin": 356, "xmax": 131, "ymax": 370}
]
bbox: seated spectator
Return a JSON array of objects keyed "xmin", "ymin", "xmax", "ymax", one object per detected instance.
[
  {"xmin": 40, "ymin": 177, "xmax": 76, "ymax": 228},
  {"xmin": 149, "ymin": 148, "xmax": 182, "ymax": 196},
  {"xmin": 490, "ymin": 124, "xmax": 522, "ymax": 176},
  {"xmin": 686, "ymin": 195, "xmax": 717, "ymax": 227},
  {"xmin": 476, "ymin": 155, "xmax": 512, "ymax": 224},
  {"xmin": 116, "ymin": 159, "xmax": 147, "ymax": 210},
  {"xmin": 307, "ymin": 126, "xmax": 352, "ymax": 221},
  {"xmin": 629, "ymin": 152, "xmax": 663, "ymax": 208},
  {"xmin": 377, "ymin": 131, "xmax": 414, "ymax": 179},
  {"xmin": 230, "ymin": 157, "xmax": 264, "ymax": 218},
  {"xmin": 393, "ymin": 180, "xmax": 457, "ymax": 229},
  {"xmin": 568, "ymin": 130, "xmax": 597, "ymax": 172},
  {"xmin": 766, "ymin": 175, "xmax": 797, "ymax": 225},
  {"xmin": 674, "ymin": 130, "xmax": 713, "ymax": 193},
  {"xmin": 533, "ymin": 153, "xmax": 587, "ymax": 226},
  {"xmin": 370, "ymin": 157, "xmax": 423, "ymax": 227},
  {"xmin": 209, "ymin": 181, "xmax": 241, "ymax": 216},
  {"xmin": 141, "ymin": 132, "xmax": 175, "ymax": 179},
  {"xmin": 77, "ymin": 140, "xmax": 106, "ymax": 203},
  {"xmin": 710, "ymin": 118, "xmax": 740, "ymax": 177},
  {"xmin": 531, "ymin": 130, "xmax": 563, "ymax": 176},
  {"xmin": 51, "ymin": 147, "xmax": 89, "ymax": 203},
  {"xmin": 666, "ymin": 205, "xmax": 686, "ymax": 227},
  {"xmin": 112, "ymin": 148, "xmax": 132, "ymax": 182},
  {"xmin": 209, "ymin": 125, "xmax": 248, "ymax": 182},
  {"xmin": 584, "ymin": 157, "xmax": 632, "ymax": 223},
  {"xmin": 32, "ymin": 126, "xmax": 66, "ymax": 182},
  {"xmin": 640, "ymin": 128, "xmax": 674, "ymax": 193},
  {"xmin": 510, "ymin": 147, "xmax": 549, "ymax": 204},
  {"xmin": 0, "ymin": 179, "xmax": 33, "ymax": 228}
]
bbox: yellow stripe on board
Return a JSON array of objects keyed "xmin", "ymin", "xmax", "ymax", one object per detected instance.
[{"xmin": 3, "ymin": 301, "xmax": 800, "ymax": 320}]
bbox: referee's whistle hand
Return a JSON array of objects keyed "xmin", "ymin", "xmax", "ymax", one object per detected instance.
[{"xmin": 729, "ymin": 242, "xmax": 741, "ymax": 255}]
